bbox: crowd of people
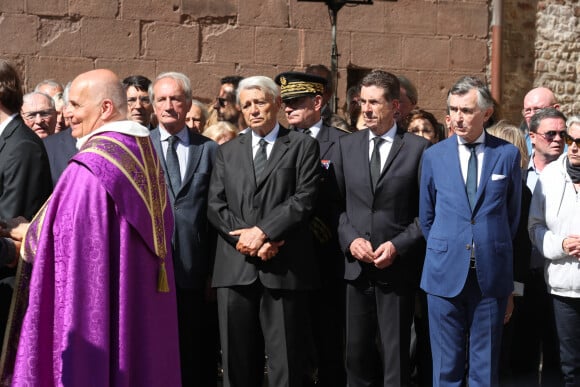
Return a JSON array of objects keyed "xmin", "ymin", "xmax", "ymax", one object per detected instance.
[{"xmin": 0, "ymin": 57, "xmax": 579, "ymax": 387}]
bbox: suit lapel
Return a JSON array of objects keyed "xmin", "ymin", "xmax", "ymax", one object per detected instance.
[
  {"xmin": 256, "ymin": 127, "xmax": 290, "ymax": 187},
  {"xmin": 317, "ymin": 125, "xmax": 332, "ymax": 159},
  {"xmin": 0, "ymin": 118, "xmax": 19, "ymax": 154},
  {"xmin": 443, "ymin": 136, "xmax": 473, "ymax": 212},
  {"xmin": 180, "ymin": 130, "xmax": 203, "ymax": 196},
  {"xmin": 151, "ymin": 129, "xmax": 175, "ymax": 201},
  {"xmin": 474, "ymin": 136, "xmax": 500, "ymax": 211}
]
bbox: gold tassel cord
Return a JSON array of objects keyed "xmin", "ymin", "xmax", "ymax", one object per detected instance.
[{"xmin": 157, "ymin": 261, "xmax": 170, "ymax": 293}]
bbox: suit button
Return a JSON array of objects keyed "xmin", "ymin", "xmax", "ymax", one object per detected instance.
[{"xmin": 466, "ymin": 244, "xmax": 471, "ymax": 250}]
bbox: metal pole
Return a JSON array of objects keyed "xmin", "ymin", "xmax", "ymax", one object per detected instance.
[{"xmin": 329, "ymin": 6, "xmax": 339, "ymax": 113}]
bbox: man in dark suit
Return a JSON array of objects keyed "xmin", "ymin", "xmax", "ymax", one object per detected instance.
[
  {"xmin": 335, "ymin": 70, "xmax": 429, "ymax": 387},
  {"xmin": 208, "ymin": 75, "xmax": 321, "ymax": 387},
  {"xmin": 419, "ymin": 76, "xmax": 521, "ymax": 386},
  {"xmin": 275, "ymin": 71, "xmax": 348, "ymax": 387},
  {"xmin": 0, "ymin": 59, "xmax": 52, "ymax": 337},
  {"xmin": 43, "ymin": 127, "xmax": 77, "ymax": 184},
  {"xmin": 149, "ymin": 72, "xmax": 218, "ymax": 387}
]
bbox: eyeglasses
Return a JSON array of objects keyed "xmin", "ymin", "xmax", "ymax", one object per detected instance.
[
  {"xmin": 522, "ymin": 106, "xmax": 551, "ymax": 117},
  {"xmin": 127, "ymin": 96, "xmax": 151, "ymax": 106},
  {"xmin": 536, "ymin": 130, "xmax": 566, "ymax": 142},
  {"xmin": 563, "ymin": 132, "xmax": 580, "ymax": 147},
  {"xmin": 21, "ymin": 109, "xmax": 55, "ymax": 121}
]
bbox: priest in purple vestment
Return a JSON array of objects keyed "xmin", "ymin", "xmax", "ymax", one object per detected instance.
[{"xmin": 7, "ymin": 69, "xmax": 181, "ymax": 386}]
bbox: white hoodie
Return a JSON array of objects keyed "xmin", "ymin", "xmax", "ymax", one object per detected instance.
[{"xmin": 529, "ymin": 153, "xmax": 580, "ymax": 297}]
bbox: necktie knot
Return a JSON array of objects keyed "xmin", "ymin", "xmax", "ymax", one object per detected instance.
[
  {"xmin": 258, "ymin": 138, "xmax": 267, "ymax": 148},
  {"xmin": 373, "ymin": 136, "xmax": 385, "ymax": 148},
  {"xmin": 303, "ymin": 128, "xmax": 312, "ymax": 136}
]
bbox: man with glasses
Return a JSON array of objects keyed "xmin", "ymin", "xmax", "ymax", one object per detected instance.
[
  {"xmin": 122, "ymin": 75, "xmax": 155, "ymax": 129},
  {"xmin": 511, "ymin": 107, "xmax": 566, "ymax": 381},
  {"xmin": 212, "ymin": 75, "xmax": 245, "ymax": 131},
  {"xmin": 20, "ymin": 91, "xmax": 57, "ymax": 138}
]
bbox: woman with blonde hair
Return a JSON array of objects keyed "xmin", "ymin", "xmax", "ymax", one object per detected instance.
[{"xmin": 202, "ymin": 121, "xmax": 237, "ymax": 145}]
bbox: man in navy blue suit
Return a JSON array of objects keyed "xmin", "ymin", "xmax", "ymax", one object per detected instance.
[{"xmin": 419, "ymin": 76, "xmax": 521, "ymax": 386}]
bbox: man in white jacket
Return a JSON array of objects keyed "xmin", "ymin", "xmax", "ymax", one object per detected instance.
[{"xmin": 529, "ymin": 114, "xmax": 580, "ymax": 387}]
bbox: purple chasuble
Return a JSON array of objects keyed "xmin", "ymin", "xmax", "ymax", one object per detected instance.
[{"xmin": 11, "ymin": 131, "xmax": 181, "ymax": 387}]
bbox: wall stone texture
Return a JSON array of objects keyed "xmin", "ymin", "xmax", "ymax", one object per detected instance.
[{"xmin": 0, "ymin": 0, "xmax": 577, "ymax": 124}]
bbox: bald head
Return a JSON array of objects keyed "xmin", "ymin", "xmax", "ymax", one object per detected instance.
[
  {"xmin": 523, "ymin": 87, "xmax": 559, "ymax": 126},
  {"xmin": 65, "ymin": 69, "xmax": 128, "ymax": 138}
]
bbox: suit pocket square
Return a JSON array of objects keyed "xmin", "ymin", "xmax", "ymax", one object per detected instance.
[{"xmin": 491, "ymin": 174, "xmax": 507, "ymax": 181}]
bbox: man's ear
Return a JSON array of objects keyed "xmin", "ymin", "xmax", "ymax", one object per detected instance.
[
  {"xmin": 313, "ymin": 95, "xmax": 324, "ymax": 111},
  {"xmin": 100, "ymin": 99, "xmax": 115, "ymax": 120}
]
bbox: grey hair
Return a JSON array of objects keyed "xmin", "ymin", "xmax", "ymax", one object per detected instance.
[
  {"xmin": 447, "ymin": 76, "xmax": 494, "ymax": 111},
  {"xmin": 34, "ymin": 79, "xmax": 63, "ymax": 93},
  {"xmin": 566, "ymin": 115, "xmax": 580, "ymax": 131},
  {"xmin": 191, "ymin": 99, "xmax": 208, "ymax": 125},
  {"xmin": 529, "ymin": 107, "xmax": 566, "ymax": 133},
  {"xmin": 236, "ymin": 76, "xmax": 280, "ymax": 104},
  {"xmin": 150, "ymin": 72, "xmax": 192, "ymax": 103},
  {"xmin": 22, "ymin": 91, "xmax": 55, "ymax": 109}
]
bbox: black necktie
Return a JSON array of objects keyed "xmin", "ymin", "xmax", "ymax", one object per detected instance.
[
  {"xmin": 166, "ymin": 135, "xmax": 181, "ymax": 193},
  {"xmin": 303, "ymin": 128, "xmax": 312, "ymax": 136},
  {"xmin": 370, "ymin": 137, "xmax": 385, "ymax": 189},
  {"xmin": 466, "ymin": 143, "xmax": 478, "ymax": 210},
  {"xmin": 254, "ymin": 138, "xmax": 268, "ymax": 181}
]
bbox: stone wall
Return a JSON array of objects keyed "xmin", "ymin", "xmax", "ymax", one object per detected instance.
[
  {"xmin": 0, "ymin": 0, "xmax": 490, "ymax": 122},
  {"xmin": 2, "ymin": 0, "xmax": 577, "ymax": 124},
  {"xmin": 501, "ymin": 0, "xmax": 579, "ymax": 124}
]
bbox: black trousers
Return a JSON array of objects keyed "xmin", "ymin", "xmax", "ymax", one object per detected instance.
[
  {"xmin": 345, "ymin": 278, "xmax": 414, "ymax": 387},
  {"xmin": 217, "ymin": 281, "xmax": 309, "ymax": 387},
  {"xmin": 176, "ymin": 287, "xmax": 218, "ymax": 387}
]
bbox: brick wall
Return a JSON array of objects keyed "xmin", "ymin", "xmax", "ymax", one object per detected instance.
[{"xmin": 4, "ymin": 0, "xmax": 577, "ymax": 125}]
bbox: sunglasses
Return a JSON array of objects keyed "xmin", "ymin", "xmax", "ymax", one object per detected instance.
[
  {"xmin": 563, "ymin": 132, "xmax": 580, "ymax": 147},
  {"xmin": 536, "ymin": 130, "xmax": 566, "ymax": 142}
]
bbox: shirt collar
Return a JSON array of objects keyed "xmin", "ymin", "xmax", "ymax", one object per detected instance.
[
  {"xmin": 76, "ymin": 120, "xmax": 150, "ymax": 149},
  {"xmin": 159, "ymin": 126, "xmax": 189, "ymax": 145},
  {"xmin": 457, "ymin": 130, "xmax": 486, "ymax": 146},
  {"xmin": 369, "ymin": 122, "xmax": 397, "ymax": 143},
  {"xmin": 252, "ymin": 123, "xmax": 280, "ymax": 146},
  {"xmin": 0, "ymin": 114, "xmax": 18, "ymax": 137}
]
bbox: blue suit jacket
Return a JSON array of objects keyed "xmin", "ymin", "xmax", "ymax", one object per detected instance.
[
  {"xmin": 151, "ymin": 128, "xmax": 218, "ymax": 289},
  {"xmin": 419, "ymin": 133, "xmax": 521, "ymax": 298}
]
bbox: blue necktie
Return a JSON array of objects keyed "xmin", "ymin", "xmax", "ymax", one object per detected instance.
[
  {"xmin": 466, "ymin": 143, "xmax": 478, "ymax": 210},
  {"xmin": 166, "ymin": 135, "xmax": 181, "ymax": 194}
]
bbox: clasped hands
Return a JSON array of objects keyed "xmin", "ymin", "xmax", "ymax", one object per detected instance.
[
  {"xmin": 229, "ymin": 226, "xmax": 284, "ymax": 261},
  {"xmin": 562, "ymin": 235, "xmax": 580, "ymax": 259},
  {"xmin": 349, "ymin": 238, "xmax": 397, "ymax": 269}
]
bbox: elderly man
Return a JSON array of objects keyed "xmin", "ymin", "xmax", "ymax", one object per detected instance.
[
  {"xmin": 208, "ymin": 75, "xmax": 320, "ymax": 387},
  {"xmin": 8, "ymin": 69, "xmax": 181, "ymax": 386},
  {"xmin": 20, "ymin": 91, "xmax": 57, "ymax": 138},
  {"xmin": 521, "ymin": 87, "xmax": 560, "ymax": 155},
  {"xmin": 35, "ymin": 80, "xmax": 66, "ymax": 133},
  {"xmin": 185, "ymin": 99, "xmax": 208, "ymax": 133},
  {"xmin": 149, "ymin": 72, "xmax": 218, "ymax": 387},
  {"xmin": 420, "ymin": 76, "xmax": 521, "ymax": 386}
]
